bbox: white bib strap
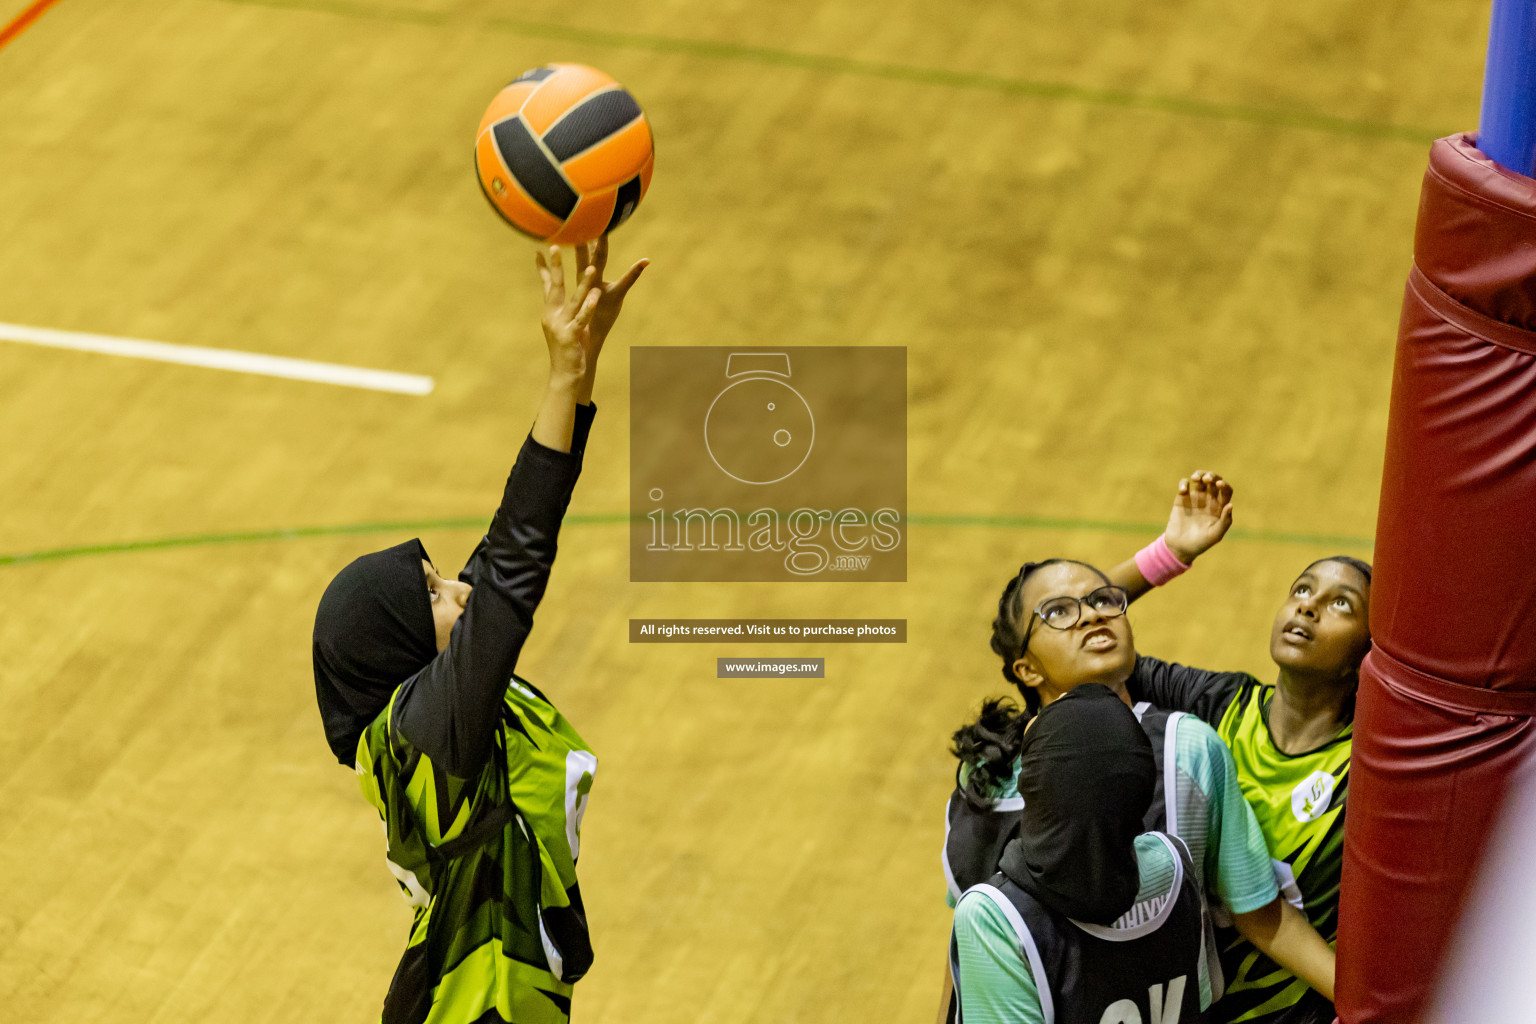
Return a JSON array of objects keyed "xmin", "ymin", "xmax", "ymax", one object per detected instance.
[
  {"xmin": 1071, "ymin": 833, "xmax": 1185, "ymax": 941},
  {"xmin": 1164, "ymin": 712, "xmax": 1186, "ymax": 837},
  {"xmin": 942, "ymin": 793, "xmax": 962, "ymax": 902},
  {"xmin": 964, "ymin": 883, "xmax": 1055, "ymax": 1024}
]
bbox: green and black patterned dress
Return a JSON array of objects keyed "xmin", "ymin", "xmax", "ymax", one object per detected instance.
[
  {"xmin": 357, "ymin": 676, "xmax": 596, "ymax": 1024},
  {"xmin": 356, "ymin": 405, "xmax": 600, "ymax": 1024}
]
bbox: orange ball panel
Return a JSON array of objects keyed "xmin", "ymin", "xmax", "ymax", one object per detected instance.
[
  {"xmin": 475, "ymin": 81, "xmax": 539, "ymax": 135},
  {"xmin": 475, "ymin": 128, "xmax": 563, "ymax": 239},
  {"xmin": 560, "ymin": 116, "xmax": 654, "ymax": 193},
  {"xmin": 520, "ymin": 64, "xmax": 616, "ymax": 135},
  {"xmin": 547, "ymin": 192, "xmax": 618, "ymax": 246}
]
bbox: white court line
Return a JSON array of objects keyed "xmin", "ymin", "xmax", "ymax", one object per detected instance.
[{"xmin": 0, "ymin": 321, "xmax": 434, "ymax": 395}]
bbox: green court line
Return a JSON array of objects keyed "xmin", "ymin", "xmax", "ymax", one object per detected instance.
[
  {"xmin": 215, "ymin": 0, "xmax": 1440, "ymax": 144},
  {"xmin": 0, "ymin": 513, "xmax": 1370, "ymax": 568},
  {"xmin": 904, "ymin": 512, "xmax": 1374, "ymax": 550}
]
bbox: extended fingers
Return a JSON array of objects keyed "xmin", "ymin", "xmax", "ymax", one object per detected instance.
[
  {"xmin": 535, "ymin": 250, "xmax": 551, "ymax": 297},
  {"xmin": 591, "ymin": 235, "xmax": 609, "ymax": 278},
  {"xmin": 1186, "ymin": 470, "xmax": 1213, "ymax": 507},
  {"xmin": 1192, "ymin": 471, "xmax": 1231, "ymax": 508},
  {"xmin": 610, "ymin": 258, "xmax": 649, "ymax": 298},
  {"xmin": 560, "ymin": 264, "xmax": 597, "ymax": 316},
  {"xmin": 543, "ymin": 246, "xmax": 565, "ymax": 305},
  {"xmin": 573, "ymin": 280, "xmax": 603, "ymax": 325},
  {"xmin": 576, "ymin": 265, "xmax": 598, "ymax": 303},
  {"xmin": 1185, "ymin": 471, "xmax": 1234, "ymax": 515}
]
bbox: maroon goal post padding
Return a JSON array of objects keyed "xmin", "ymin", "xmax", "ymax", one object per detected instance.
[{"xmin": 1337, "ymin": 134, "xmax": 1536, "ymax": 1024}]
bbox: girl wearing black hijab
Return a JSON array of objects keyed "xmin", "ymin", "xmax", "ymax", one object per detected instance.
[
  {"xmin": 950, "ymin": 684, "xmax": 1211, "ymax": 1024},
  {"xmin": 312, "ymin": 237, "xmax": 645, "ymax": 1024}
]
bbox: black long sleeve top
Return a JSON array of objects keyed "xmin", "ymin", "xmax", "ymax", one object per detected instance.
[
  {"xmin": 391, "ymin": 403, "xmax": 597, "ymax": 777},
  {"xmin": 1125, "ymin": 654, "xmax": 1254, "ymax": 728}
]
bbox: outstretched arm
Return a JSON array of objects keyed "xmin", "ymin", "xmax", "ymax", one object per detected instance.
[
  {"xmin": 462, "ymin": 237, "xmax": 648, "ymax": 578},
  {"xmin": 1233, "ymin": 896, "xmax": 1336, "ymax": 1002},
  {"xmin": 1107, "ymin": 471, "xmax": 1234, "ymax": 602},
  {"xmin": 394, "ymin": 238, "xmax": 647, "ymax": 777}
]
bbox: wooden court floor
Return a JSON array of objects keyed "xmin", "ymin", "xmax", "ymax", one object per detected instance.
[{"xmin": 0, "ymin": 0, "xmax": 1492, "ymax": 1020}]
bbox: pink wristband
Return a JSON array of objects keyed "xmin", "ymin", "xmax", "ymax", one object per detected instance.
[{"xmin": 1134, "ymin": 535, "xmax": 1190, "ymax": 587}]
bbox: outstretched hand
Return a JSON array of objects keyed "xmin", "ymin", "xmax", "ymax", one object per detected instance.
[
  {"xmin": 536, "ymin": 245, "xmax": 601, "ymax": 382},
  {"xmin": 535, "ymin": 236, "xmax": 647, "ymax": 392},
  {"xmin": 1164, "ymin": 470, "xmax": 1234, "ymax": 564},
  {"xmin": 575, "ymin": 234, "xmax": 647, "ymax": 357}
]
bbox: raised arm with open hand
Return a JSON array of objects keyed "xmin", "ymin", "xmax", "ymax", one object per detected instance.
[
  {"xmin": 575, "ymin": 234, "xmax": 648, "ymax": 368},
  {"xmin": 1109, "ymin": 471, "xmax": 1235, "ymax": 601},
  {"xmin": 532, "ymin": 238, "xmax": 648, "ymax": 451},
  {"xmin": 1164, "ymin": 470, "xmax": 1234, "ymax": 563},
  {"xmin": 538, "ymin": 236, "xmax": 648, "ymax": 395},
  {"xmin": 390, "ymin": 238, "xmax": 647, "ymax": 774}
]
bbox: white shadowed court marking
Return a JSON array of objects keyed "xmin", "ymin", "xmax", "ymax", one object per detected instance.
[{"xmin": 0, "ymin": 321, "xmax": 434, "ymax": 395}]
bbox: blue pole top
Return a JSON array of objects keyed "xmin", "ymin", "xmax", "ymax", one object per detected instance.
[{"xmin": 1479, "ymin": 0, "xmax": 1536, "ymax": 177}]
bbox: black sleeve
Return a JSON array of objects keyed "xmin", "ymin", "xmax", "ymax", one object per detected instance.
[
  {"xmin": 1126, "ymin": 654, "xmax": 1250, "ymax": 727},
  {"xmin": 391, "ymin": 403, "xmax": 596, "ymax": 776},
  {"xmin": 456, "ymin": 402, "xmax": 597, "ymax": 588}
]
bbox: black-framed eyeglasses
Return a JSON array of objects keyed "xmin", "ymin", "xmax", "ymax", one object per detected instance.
[{"xmin": 1018, "ymin": 584, "xmax": 1130, "ymax": 656}]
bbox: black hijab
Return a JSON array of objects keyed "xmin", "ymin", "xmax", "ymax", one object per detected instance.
[
  {"xmin": 998, "ymin": 683, "xmax": 1155, "ymax": 925},
  {"xmin": 313, "ymin": 538, "xmax": 438, "ymax": 765}
]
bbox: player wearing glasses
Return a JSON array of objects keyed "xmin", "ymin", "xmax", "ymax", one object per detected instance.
[{"xmin": 939, "ymin": 482, "xmax": 1335, "ymax": 1022}]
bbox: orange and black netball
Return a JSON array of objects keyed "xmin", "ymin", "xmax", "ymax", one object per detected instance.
[{"xmin": 475, "ymin": 64, "xmax": 655, "ymax": 245}]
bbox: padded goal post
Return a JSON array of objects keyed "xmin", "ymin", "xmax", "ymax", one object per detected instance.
[{"xmin": 1335, "ymin": 132, "xmax": 1536, "ymax": 1023}]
